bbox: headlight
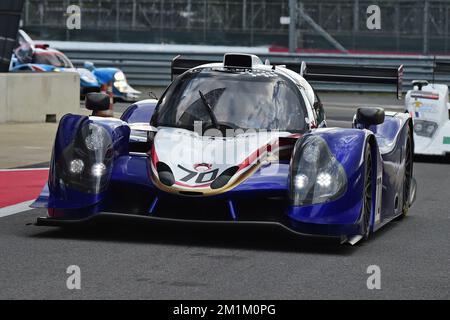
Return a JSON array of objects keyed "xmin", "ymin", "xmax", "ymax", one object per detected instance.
[
  {"xmin": 91, "ymin": 163, "xmax": 107, "ymax": 177},
  {"xmin": 114, "ymin": 81, "xmax": 128, "ymax": 92},
  {"xmin": 84, "ymin": 123, "xmax": 108, "ymax": 151},
  {"xmin": 414, "ymin": 120, "xmax": 437, "ymax": 137},
  {"xmin": 55, "ymin": 121, "xmax": 113, "ymax": 194},
  {"xmin": 114, "ymin": 71, "xmax": 125, "ymax": 81},
  {"xmin": 290, "ymin": 135, "xmax": 347, "ymax": 205},
  {"xmin": 69, "ymin": 159, "xmax": 84, "ymax": 174},
  {"xmin": 114, "ymin": 72, "xmax": 130, "ymax": 92}
]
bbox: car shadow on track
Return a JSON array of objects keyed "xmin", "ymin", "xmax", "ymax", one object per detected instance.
[{"xmin": 30, "ymin": 216, "xmax": 362, "ymax": 256}]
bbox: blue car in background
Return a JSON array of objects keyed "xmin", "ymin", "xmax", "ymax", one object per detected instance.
[
  {"xmin": 82, "ymin": 61, "xmax": 141, "ymax": 102},
  {"xmin": 10, "ymin": 30, "xmax": 140, "ymax": 101}
]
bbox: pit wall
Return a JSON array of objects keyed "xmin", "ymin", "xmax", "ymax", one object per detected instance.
[{"xmin": 0, "ymin": 72, "xmax": 79, "ymax": 123}]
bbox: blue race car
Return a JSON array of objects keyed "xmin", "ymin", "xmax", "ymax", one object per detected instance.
[
  {"xmin": 33, "ymin": 53, "xmax": 416, "ymax": 245},
  {"xmin": 10, "ymin": 30, "xmax": 140, "ymax": 101},
  {"xmin": 82, "ymin": 61, "xmax": 141, "ymax": 102}
]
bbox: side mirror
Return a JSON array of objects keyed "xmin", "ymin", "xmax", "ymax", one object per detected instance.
[
  {"xmin": 85, "ymin": 93, "xmax": 110, "ymax": 112},
  {"xmin": 84, "ymin": 61, "xmax": 95, "ymax": 71},
  {"xmin": 355, "ymin": 107, "xmax": 385, "ymax": 127},
  {"xmin": 313, "ymin": 101, "xmax": 325, "ymax": 125},
  {"xmin": 313, "ymin": 101, "xmax": 322, "ymax": 111}
]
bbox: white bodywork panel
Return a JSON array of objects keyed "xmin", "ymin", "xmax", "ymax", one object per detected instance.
[
  {"xmin": 151, "ymin": 127, "xmax": 291, "ymax": 192},
  {"xmin": 405, "ymin": 83, "xmax": 450, "ymax": 155}
]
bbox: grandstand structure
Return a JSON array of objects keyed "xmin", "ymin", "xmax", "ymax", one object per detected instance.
[{"xmin": 22, "ymin": 0, "xmax": 450, "ymax": 54}]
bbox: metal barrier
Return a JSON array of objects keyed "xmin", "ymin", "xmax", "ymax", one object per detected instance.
[{"xmin": 47, "ymin": 42, "xmax": 450, "ymax": 93}]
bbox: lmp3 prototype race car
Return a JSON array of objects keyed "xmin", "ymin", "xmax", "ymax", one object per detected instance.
[
  {"xmin": 405, "ymin": 62, "xmax": 450, "ymax": 156},
  {"xmin": 10, "ymin": 30, "xmax": 141, "ymax": 101},
  {"xmin": 33, "ymin": 53, "xmax": 416, "ymax": 245}
]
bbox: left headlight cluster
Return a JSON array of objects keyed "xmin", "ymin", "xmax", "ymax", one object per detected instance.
[
  {"xmin": 290, "ymin": 135, "xmax": 347, "ymax": 206},
  {"xmin": 413, "ymin": 119, "xmax": 438, "ymax": 138},
  {"xmin": 55, "ymin": 122, "xmax": 113, "ymax": 194}
]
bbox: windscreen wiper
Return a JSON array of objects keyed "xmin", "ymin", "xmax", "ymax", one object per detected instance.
[{"xmin": 198, "ymin": 90, "xmax": 219, "ymax": 129}]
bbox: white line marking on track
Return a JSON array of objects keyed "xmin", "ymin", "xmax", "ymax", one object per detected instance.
[
  {"xmin": 0, "ymin": 168, "xmax": 49, "ymax": 172},
  {"xmin": 0, "ymin": 200, "xmax": 35, "ymax": 218}
]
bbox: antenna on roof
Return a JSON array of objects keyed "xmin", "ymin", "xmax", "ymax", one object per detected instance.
[{"xmin": 432, "ymin": 55, "xmax": 436, "ymax": 87}]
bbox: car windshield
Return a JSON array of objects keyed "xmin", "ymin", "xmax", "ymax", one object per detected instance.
[
  {"xmin": 33, "ymin": 51, "xmax": 73, "ymax": 68},
  {"xmin": 153, "ymin": 68, "xmax": 308, "ymax": 132}
]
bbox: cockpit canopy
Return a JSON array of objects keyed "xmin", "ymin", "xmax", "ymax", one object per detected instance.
[{"xmin": 152, "ymin": 67, "xmax": 309, "ymax": 133}]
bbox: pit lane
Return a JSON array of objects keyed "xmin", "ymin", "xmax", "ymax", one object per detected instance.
[{"xmin": 0, "ymin": 92, "xmax": 449, "ymax": 299}]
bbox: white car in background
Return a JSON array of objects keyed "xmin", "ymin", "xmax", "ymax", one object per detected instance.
[{"xmin": 405, "ymin": 79, "xmax": 450, "ymax": 156}]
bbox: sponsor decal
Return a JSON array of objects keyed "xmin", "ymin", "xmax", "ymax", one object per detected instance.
[
  {"xmin": 178, "ymin": 165, "xmax": 219, "ymax": 184},
  {"xmin": 414, "ymin": 101, "xmax": 436, "ymax": 114},
  {"xmin": 419, "ymin": 106, "xmax": 437, "ymax": 113},
  {"xmin": 443, "ymin": 137, "xmax": 450, "ymax": 145}
]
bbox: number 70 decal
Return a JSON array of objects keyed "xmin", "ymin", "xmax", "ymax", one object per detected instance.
[{"xmin": 178, "ymin": 165, "xmax": 219, "ymax": 184}]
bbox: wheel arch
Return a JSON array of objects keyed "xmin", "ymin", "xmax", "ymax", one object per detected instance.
[{"xmin": 293, "ymin": 128, "xmax": 380, "ymax": 227}]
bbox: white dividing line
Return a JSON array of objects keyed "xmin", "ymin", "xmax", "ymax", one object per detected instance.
[{"xmin": 0, "ymin": 200, "xmax": 35, "ymax": 218}]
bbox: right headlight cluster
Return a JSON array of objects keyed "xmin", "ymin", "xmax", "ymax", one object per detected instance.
[
  {"xmin": 413, "ymin": 120, "xmax": 438, "ymax": 138},
  {"xmin": 290, "ymin": 135, "xmax": 347, "ymax": 206}
]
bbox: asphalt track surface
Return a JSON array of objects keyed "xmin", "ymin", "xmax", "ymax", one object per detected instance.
[{"xmin": 1, "ymin": 94, "xmax": 449, "ymax": 299}]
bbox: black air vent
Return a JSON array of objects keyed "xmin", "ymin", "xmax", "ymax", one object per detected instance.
[
  {"xmin": 210, "ymin": 166, "xmax": 239, "ymax": 189},
  {"xmin": 156, "ymin": 162, "xmax": 175, "ymax": 186}
]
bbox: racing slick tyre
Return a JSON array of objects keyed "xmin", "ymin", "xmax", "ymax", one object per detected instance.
[
  {"xmin": 360, "ymin": 143, "xmax": 373, "ymax": 241},
  {"xmin": 398, "ymin": 127, "xmax": 413, "ymax": 219}
]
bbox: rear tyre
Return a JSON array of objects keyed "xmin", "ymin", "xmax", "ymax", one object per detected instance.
[{"xmin": 360, "ymin": 143, "xmax": 373, "ymax": 240}]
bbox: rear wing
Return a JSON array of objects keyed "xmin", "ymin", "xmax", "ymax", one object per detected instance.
[
  {"xmin": 170, "ymin": 55, "xmax": 403, "ymax": 99},
  {"xmin": 286, "ymin": 63, "xmax": 403, "ymax": 100},
  {"xmin": 433, "ymin": 60, "xmax": 450, "ymax": 83},
  {"xmin": 171, "ymin": 55, "xmax": 216, "ymax": 81},
  {"xmin": 434, "ymin": 61, "xmax": 450, "ymax": 74}
]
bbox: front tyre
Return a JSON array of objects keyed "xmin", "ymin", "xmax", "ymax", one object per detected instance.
[
  {"xmin": 399, "ymin": 127, "xmax": 413, "ymax": 219},
  {"xmin": 360, "ymin": 143, "xmax": 373, "ymax": 240}
]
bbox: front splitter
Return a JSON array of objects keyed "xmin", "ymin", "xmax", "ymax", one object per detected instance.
[{"xmin": 36, "ymin": 212, "xmax": 345, "ymax": 242}]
